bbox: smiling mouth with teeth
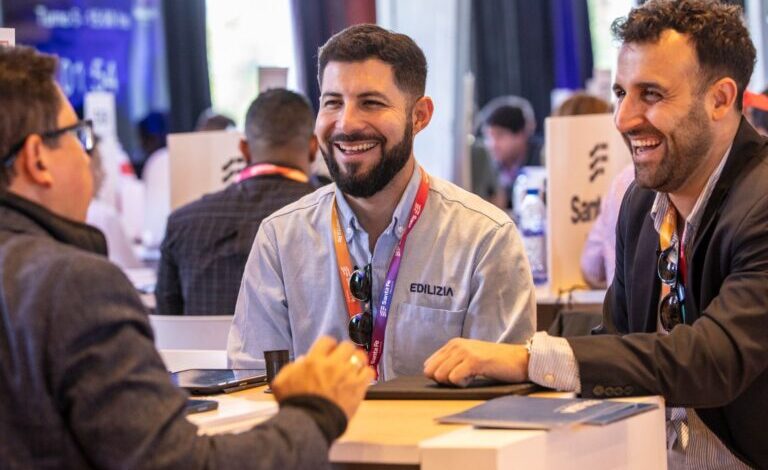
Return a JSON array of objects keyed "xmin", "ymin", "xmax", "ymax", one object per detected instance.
[
  {"xmin": 334, "ymin": 142, "xmax": 379, "ymax": 155},
  {"xmin": 629, "ymin": 137, "xmax": 663, "ymax": 154}
]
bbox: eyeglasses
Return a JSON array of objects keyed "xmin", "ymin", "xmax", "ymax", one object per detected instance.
[
  {"xmin": 657, "ymin": 245, "xmax": 686, "ymax": 331},
  {"xmin": 2, "ymin": 120, "xmax": 95, "ymax": 169},
  {"xmin": 348, "ymin": 264, "xmax": 372, "ymax": 350}
]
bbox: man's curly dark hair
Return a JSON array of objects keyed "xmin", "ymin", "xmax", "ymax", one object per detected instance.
[{"xmin": 611, "ymin": 0, "xmax": 755, "ymax": 110}]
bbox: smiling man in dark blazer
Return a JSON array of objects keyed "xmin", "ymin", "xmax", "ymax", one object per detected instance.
[{"xmin": 424, "ymin": 1, "xmax": 768, "ymax": 468}]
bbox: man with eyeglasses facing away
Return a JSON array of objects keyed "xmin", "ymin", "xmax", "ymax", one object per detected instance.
[
  {"xmin": 0, "ymin": 45, "xmax": 373, "ymax": 469},
  {"xmin": 425, "ymin": 1, "xmax": 768, "ymax": 468},
  {"xmin": 228, "ymin": 24, "xmax": 536, "ymax": 380}
]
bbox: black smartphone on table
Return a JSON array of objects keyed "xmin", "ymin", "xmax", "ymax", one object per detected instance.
[{"xmin": 185, "ymin": 399, "xmax": 219, "ymax": 415}]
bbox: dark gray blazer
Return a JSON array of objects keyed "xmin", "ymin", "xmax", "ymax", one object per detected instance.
[
  {"xmin": 567, "ymin": 119, "xmax": 768, "ymax": 468},
  {"xmin": 0, "ymin": 192, "xmax": 345, "ymax": 469}
]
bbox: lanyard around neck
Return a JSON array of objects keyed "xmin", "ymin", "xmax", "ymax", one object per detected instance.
[
  {"xmin": 331, "ymin": 167, "xmax": 430, "ymax": 371},
  {"xmin": 236, "ymin": 163, "xmax": 309, "ymax": 184}
]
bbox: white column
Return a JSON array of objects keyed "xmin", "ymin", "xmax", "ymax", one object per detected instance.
[
  {"xmin": 747, "ymin": 0, "xmax": 768, "ymax": 92},
  {"xmin": 377, "ymin": 0, "xmax": 467, "ymax": 183}
]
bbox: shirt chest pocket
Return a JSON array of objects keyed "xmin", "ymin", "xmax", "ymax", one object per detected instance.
[{"xmin": 390, "ymin": 303, "xmax": 466, "ymax": 376}]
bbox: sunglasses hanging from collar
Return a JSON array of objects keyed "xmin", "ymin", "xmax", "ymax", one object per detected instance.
[
  {"xmin": 330, "ymin": 167, "xmax": 430, "ymax": 377},
  {"xmin": 657, "ymin": 206, "xmax": 687, "ymax": 331}
]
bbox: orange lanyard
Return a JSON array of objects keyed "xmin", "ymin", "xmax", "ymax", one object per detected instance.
[
  {"xmin": 236, "ymin": 163, "xmax": 309, "ymax": 184},
  {"xmin": 331, "ymin": 204, "xmax": 365, "ymax": 318},
  {"xmin": 330, "ymin": 168, "xmax": 430, "ymax": 320}
]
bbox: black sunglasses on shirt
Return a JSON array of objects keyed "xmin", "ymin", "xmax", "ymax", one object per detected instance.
[
  {"xmin": 657, "ymin": 245, "xmax": 686, "ymax": 331},
  {"xmin": 348, "ymin": 264, "xmax": 373, "ymax": 350}
]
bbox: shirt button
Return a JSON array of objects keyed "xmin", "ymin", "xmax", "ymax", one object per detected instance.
[
  {"xmin": 395, "ymin": 225, "xmax": 405, "ymax": 237},
  {"xmin": 345, "ymin": 227, "xmax": 354, "ymax": 238},
  {"xmin": 623, "ymin": 386, "xmax": 634, "ymax": 396},
  {"xmin": 543, "ymin": 373, "xmax": 555, "ymax": 385},
  {"xmin": 593, "ymin": 385, "xmax": 604, "ymax": 396}
]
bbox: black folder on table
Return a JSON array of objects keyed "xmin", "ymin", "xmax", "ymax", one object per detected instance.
[{"xmin": 365, "ymin": 375, "xmax": 540, "ymax": 400}]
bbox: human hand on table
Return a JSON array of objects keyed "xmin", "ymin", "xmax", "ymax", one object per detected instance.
[
  {"xmin": 271, "ymin": 336, "xmax": 374, "ymax": 419},
  {"xmin": 423, "ymin": 338, "xmax": 530, "ymax": 386}
]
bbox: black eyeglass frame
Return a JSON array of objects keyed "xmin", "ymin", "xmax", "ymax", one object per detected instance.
[
  {"xmin": 657, "ymin": 245, "xmax": 687, "ymax": 331},
  {"xmin": 2, "ymin": 119, "xmax": 95, "ymax": 169},
  {"xmin": 348, "ymin": 264, "xmax": 373, "ymax": 350}
]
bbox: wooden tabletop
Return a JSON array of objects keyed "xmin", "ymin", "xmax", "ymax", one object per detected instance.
[{"xmin": 231, "ymin": 385, "xmax": 481, "ymax": 464}]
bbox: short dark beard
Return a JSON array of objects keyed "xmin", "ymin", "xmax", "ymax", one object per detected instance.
[
  {"xmin": 629, "ymin": 99, "xmax": 713, "ymax": 193},
  {"xmin": 322, "ymin": 121, "xmax": 413, "ymax": 198}
]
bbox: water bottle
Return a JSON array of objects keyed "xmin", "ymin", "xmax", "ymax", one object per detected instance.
[
  {"xmin": 511, "ymin": 172, "xmax": 528, "ymax": 224},
  {"xmin": 519, "ymin": 188, "xmax": 548, "ymax": 285}
]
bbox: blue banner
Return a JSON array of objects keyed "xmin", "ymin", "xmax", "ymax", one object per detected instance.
[{"xmin": 3, "ymin": 0, "xmax": 135, "ymax": 111}]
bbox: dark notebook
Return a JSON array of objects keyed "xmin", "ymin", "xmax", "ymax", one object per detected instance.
[
  {"xmin": 438, "ymin": 395, "xmax": 658, "ymax": 429},
  {"xmin": 365, "ymin": 375, "xmax": 540, "ymax": 400}
]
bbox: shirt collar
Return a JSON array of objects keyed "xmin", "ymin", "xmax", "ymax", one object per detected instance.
[
  {"xmin": 334, "ymin": 164, "xmax": 423, "ymax": 242},
  {"xmin": 0, "ymin": 191, "xmax": 107, "ymax": 255},
  {"xmin": 650, "ymin": 145, "xmax": 732, "ymax": 243}
]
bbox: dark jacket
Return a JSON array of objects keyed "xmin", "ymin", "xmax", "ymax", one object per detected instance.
[
  {"xmin": 156, "ymin": 174, "xmax": 314, "ymax": 315},
  {"xmin": 567, "ymin": 119, "xmax": 768, "ymax": 468},
  {"xmin": 0, "ymin": 191, "xmax": 345, "ymax": 469}
]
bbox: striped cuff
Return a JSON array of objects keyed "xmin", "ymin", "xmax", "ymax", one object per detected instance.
[{"xmin": 528, "ymin": 331, "xmax": 582, "ymax": 393}]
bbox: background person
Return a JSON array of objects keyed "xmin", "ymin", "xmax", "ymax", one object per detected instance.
[
  {"xmin": 473, "ymin": 96, "xmax": 541, "ymax": 211},
  {"xmin": 155, "ymin": 89, "xmax": 317, "ymax": 315},
  {"xmin": 86, "ymin": 136, "xmax": 144, "ymax": 270}
]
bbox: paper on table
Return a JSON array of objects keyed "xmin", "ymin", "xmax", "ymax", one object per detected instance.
[{"xmin": 187, "ymin": 394, "xmax": 278, "ymax": 434}]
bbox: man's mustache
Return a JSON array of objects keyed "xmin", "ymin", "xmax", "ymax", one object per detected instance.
[
  {"xmin": 624, "ymin": 127, "xmax": 663, "ymax": 139},
  {"xmin": 328, "ymin": 133, "xmax": 385, "ymax": 144}
]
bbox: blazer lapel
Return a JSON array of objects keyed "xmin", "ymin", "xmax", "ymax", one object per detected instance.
[{"xmin": 689, "ymin": 119, "xmax": 767, "ymax": 310}]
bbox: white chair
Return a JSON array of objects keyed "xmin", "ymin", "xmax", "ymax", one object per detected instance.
[
  {"xmin": 158, "ymin": 349, "xmax": 228, "ymax": 372},
  {"xmin": 148, "ymin": 314, "xmax": 233, "ymax": 350}
]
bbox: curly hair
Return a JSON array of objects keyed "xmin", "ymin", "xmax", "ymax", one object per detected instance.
[
  {"xmin": 611, "ymin": 0, "xmax": 755, "ymax": 110},
  {"xmin": 317, "ymin": 24, "xmax": 427, "ymax": 99},
  {"xmin": 0, "ymin": 46, "xmax": 61, "ymax": 188}
]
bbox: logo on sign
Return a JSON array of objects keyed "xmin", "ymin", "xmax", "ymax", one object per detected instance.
[
  {"xmin": 570, "ymin": 142, "xmax": 607, "ymax": 224},
  {"xmin": 589, "ymin": 143, "xmax": 608, "ymax": 182}
]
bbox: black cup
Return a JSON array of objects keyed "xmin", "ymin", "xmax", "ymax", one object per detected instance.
[{"xmin": 264, "ymin": 349, "xmax": 290, "ymax": 385}]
